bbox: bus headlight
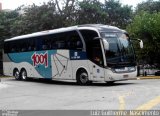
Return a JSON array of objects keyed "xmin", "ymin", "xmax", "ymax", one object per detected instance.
[
  {"xmin": 128, "ymin": 67, "xmax": 136, "ymax": 72},
  {"xmin": 113, "ymin": 67, "xmax": 136, "ymax": 73}
]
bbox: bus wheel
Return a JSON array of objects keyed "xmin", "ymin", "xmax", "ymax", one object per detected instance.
[
  {"xmin": 76, "ymin": 69, "xmax": 89, "ymax": 85},
  {"xmin": 14, "ymin": 69, "xmax": 20, "ymax": 80},
  {"xmin": 20, "ymin": 69, "xmax": 27, "ymax": 80}
]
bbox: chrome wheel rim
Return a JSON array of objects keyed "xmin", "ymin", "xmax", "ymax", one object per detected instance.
[
  {"xmin": 22, "ymin": 71, "xmax": 27, "ymax": 80},
  {"xmin": 15, "ymin": 71, "xmax": 19, "ymax": 79}
]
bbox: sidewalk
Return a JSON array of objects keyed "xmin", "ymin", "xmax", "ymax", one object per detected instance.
[{"xmin": 137, "ymin": 76, "xmax": 160, "ymax": 79}]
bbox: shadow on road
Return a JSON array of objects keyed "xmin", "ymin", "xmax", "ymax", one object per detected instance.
[{"xmin": 5, "ymin": 77, "xmax": 136, "ymax": 87}]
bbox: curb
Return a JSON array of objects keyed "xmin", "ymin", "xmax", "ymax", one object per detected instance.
[{"xmin": 137, "ymin": 76, "xmax": 160, "ymax": 80}]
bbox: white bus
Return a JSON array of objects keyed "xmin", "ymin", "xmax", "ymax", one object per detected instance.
[{"xmin": 3, "ymin": 24, "xmax": 138, "ymax": 85}]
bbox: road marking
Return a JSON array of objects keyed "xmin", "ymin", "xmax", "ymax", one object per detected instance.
[
  {"xmin": 136, "ymin": 96, "xmax": 160, "ymax": 110},
  {"xmin": 119, "ymin": 96, "xmax": 125, "ymax": 110},
  {"xmin": 118, "ymin": 91, "xmax": 135, "ymax": 110}
]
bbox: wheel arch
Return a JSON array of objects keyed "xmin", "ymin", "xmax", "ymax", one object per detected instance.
[
  {"xmin": 20, "ymin": 67, "xmax": 26, "ymax": 72},
  {"xmin": 76, "ymin": 67, "xmax": 90, "ymax": 80}
]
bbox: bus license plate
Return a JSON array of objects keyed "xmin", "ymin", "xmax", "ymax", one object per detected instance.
[{"xmin": 123, "ymin": 75, "xmax": 128, "ymax": 78}]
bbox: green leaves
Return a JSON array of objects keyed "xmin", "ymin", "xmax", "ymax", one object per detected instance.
[
  {"xmin": 0, "ymin": 0, "xmax": 133, "ymax": 40},
  {"xmin": 0, "ymin": 10, "xmax": 19, "ymax": 48},
  {"xmin": 77, "ymin": 0, "xmax": 108, "ymax": 24},
  {"xmin": 104, "ymin": 0, "xmax": 133, "ymax": 28},
  {"xmin": 127, "ymin": 11, "xmax": 160, "ymax": 65}
]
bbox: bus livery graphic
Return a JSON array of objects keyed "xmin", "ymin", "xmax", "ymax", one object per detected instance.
[{"xmin": 31, "ymin": 51, "xmax": 48, "ymax": 68}]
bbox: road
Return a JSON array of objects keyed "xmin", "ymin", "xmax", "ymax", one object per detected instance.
[{"xmin": 0, "ymin": 78, "xmax": 160, "ymax": 110}]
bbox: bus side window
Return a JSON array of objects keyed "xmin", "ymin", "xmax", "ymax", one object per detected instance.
[
  {"xmin": 41, "ymin": 35, "xmax": 52, "ymax": 50},
  {"xmin": 79, "ymin": 30, "xmax": 104, "ymax": 66},
  {"xmin": 51, "ymin": 40, "xmax": 57, "ymax": 49},
  {"xmin": 21, "ymin": 40, "xmax": 28, "ymax": 52},
  {"xmin": 56, "ymin": 41, "xmax": 65, "ymax": 49},
  {"xmin": 21, "ymin": 43, "xmax": 27, "ymax": 52},
  {"xmin": 11, "ymin": 41, "xmax": 19, "ymax": 53},
  {"xmin": 4, "ymin": 42, "xmax": 8, "ymax": 53},
  {"xmin": 5, "ymin": 41, "xmax": 17, "ymax": 53},
  {"xmin": 76, "ymin": 41, "xmax": 83, "ymax": 50},
  {"xmin": 28, "ymin": 38, "xmax": 36, "ymax": 51},
  {"xmin": 67, "ymin": 31, "xmax": 83, "ymax": 50},
  {"xmin": 42, "ymin": 39, "xmax": 48, "ymax": 50},
  {"xmin": 54, "ymin": 33, "xmax": 67, "ymax": 49}
]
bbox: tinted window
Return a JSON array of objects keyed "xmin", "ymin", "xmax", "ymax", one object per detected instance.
[
  {"xmin": 80, "ymin": 30, "xmax": 99, "ymax": 60},
  {"xmin": 66, "ymin": 31, "xmax": 83, "ymax": 50},
  {"xmin": 4, "ymin": 30, "xmax": 83, "ymax": 53},
  {"xmin": 4, "ymin": 42, "xmax": 10, "ymax": 53},
  {"xmin": 80, "ymin": 30, "xmax": 98, "ymax": 43},
  {"xmin": 4, "ymin": 38, "xmax": 36, "ymax": 53},
  {"xmin": 47, "ymin": 31, "xmax": 83, "ymax": 50}
]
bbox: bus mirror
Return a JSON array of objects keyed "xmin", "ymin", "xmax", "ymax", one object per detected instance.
[
  {"xmin": 103, "ymin": 39, "xmax": 109, "ymax": 50},
  {"xmin": 131, "ymin": 39, "xmax": 143, "ymax": 49},
  {"xmin": 140, "ymin": 40, "xmax": 143, "ymax": 48}
]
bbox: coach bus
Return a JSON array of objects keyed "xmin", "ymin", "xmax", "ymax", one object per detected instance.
[{"xmin": 3, "ymin": 24, "xmax": 142, "ymax": 85}]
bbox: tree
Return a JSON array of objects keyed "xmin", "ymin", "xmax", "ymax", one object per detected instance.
[
  {"xmin": 10, "ymin": 1, "xmax": 58, "ymax": 36},
  {"xmin": 127, "ymin": 11, "xmax": 160, "ymax": 65},
  {"xmin": 55, "ymin": 0, "xmax": 78, "ymax": 26},
  {"xmin": 136, "ymin": 0, "xmax": 160, "ymax": 13},
  {"xmin": 0, "ymin": 10, "xmax": 19, "ymax": 47},
  {"xmin": 104, "ymin": 0, "xmax": 133, "ymax": 28},
  {"xmin": 77, "ymin": 0, "xmax": 108, "ymax": 24}
]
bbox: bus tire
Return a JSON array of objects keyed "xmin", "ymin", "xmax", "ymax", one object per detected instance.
[
  {"xmin": 13, "ymin": 69, "xmax": 20, "ymax": 80},
  {"xmin": 76, "ymin": 69, "xmax": 90, "ymax": 85},
  {"xmin": 20, "ymin": 69, "xmax": 28, "ymax": 80}
]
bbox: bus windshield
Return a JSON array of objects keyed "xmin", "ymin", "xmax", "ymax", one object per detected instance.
[{"xmin": 101, "ymin": 32, "xmax": 136, "ymax": 68}]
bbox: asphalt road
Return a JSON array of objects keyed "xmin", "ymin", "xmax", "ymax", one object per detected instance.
[{"xmin": 0, "ymin": 78, "xmax": 160, "ymax": 110}]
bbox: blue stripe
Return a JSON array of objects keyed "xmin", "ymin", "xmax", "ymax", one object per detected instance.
[{"xmin": 8, "ymin": 50, "xmax": 57, "ymax": 79}]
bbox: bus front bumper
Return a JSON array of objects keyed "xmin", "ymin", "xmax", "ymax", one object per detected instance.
[{"xmin": 104, "ymin": 68, "xmax": 137, "ymax": 82}]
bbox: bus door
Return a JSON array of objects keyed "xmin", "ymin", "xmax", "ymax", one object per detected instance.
[{"xmin": 89, "ymin": 39, "xmax": 105, "ymax": 81}]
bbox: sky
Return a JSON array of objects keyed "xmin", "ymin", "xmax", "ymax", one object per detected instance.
[{"xmin": 0, "ymin": 0, "xmax": 146, "ymax": 10}]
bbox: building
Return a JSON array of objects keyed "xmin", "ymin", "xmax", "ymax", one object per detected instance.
[{"xmin": 0, "ymin": 2, "xmax": 2, "ymax": 10}]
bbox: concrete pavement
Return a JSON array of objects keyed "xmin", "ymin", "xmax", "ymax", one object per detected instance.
[{"xmin": 0, "ymin": 78, "xmax": 160, "ymax": 110}]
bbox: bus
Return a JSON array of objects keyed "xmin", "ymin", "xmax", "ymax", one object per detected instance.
[{"xmin": 3, "ymin": 24, "xmax": 139, "ymax": 85}]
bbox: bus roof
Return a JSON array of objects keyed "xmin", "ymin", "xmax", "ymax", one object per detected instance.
[{"xmin": 5, "ymin": 24, "xmax": 122, "ymax": 42}]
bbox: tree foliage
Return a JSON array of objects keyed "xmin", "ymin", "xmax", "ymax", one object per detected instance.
[
  {"xmin": 11, "ymin": 1, "xmax": 58, "ymax": 36},
  {"xmin": 136, "ymin": 0, "xmax": 160, "ymax": 13},
  {"xmin": 0, "ymin": 0, "xmax": 133, "ymax": 39},
  {"xmin": 126, "ymin": 0, "xmax": 160, "ymax": 66},
  {"xmin": 104, "ymin": 0, "xmax": 133, "ymax": 28},
  {"xmin": 127, "ymin": 11, "xmax": 160, "ymax": 65},
  {"xmin": 77, "ymin": 0, "xmax": 108, "ymax": 24},
  {"xmin": 0, "ymin": 10, "xmax": 19, "ymax": 48}
]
